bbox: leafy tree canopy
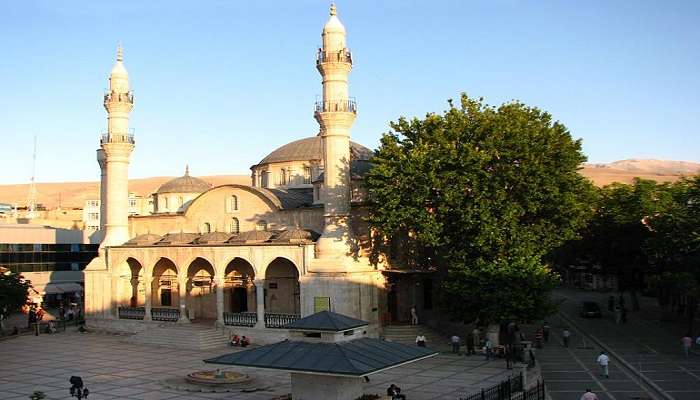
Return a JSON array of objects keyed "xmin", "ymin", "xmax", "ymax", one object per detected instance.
[
  {"xmin": 366, "ymin": 94, "xmax": 595, "ymax": 323},
  {"xmin": 0, "ymin": 272, "xmax": 31, "ymax": 316}
]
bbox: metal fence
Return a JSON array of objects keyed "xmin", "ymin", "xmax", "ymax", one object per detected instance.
[
  {"xmin": 151, "ymin": 307, "xmax": 180, "ymax": 322},
  {"xmin": 460, "ymin": 373, "xmax": 545, "ymax": 400},
  {"xmin": 118, "ymin": 306, "xmax": 145, "ymax": 320},
  {"xmin": 223, "ymin": 312, "xmax": 257, "ymax": 327},
  {"xmin": 264, "ymin": 313, "xmax": 300, "ymax": 328}
]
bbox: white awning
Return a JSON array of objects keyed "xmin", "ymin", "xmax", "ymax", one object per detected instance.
[{"xmin": 39, "ymin": 283, "xmax": 84, "ymax": 295}]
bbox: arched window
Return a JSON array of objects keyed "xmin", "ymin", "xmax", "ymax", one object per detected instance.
[
  {"xmin": 227, "ymin": 195, "xmax": 238, "ymax": 212},
  {"xmin": 304, "ymin": 166, "xmax": 312, "ymax": 184},
  {"xmin": 163, "ymin": 197, "xmax": 169, "ymax": 210},
  {"xmin": 256, "ymin": 220, "xmax": 267, "ymax": 231},
  {"xmin": 203, "ymin": 222, "xmax": 211, "ymax": 233},
  {"xmin": 230, "ymin": 217, "xmax": 240, "ymax": 234}
]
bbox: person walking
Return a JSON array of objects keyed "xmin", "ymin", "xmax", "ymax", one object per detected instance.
[
  {"xmin": 484, "ymin": 338, "xmax": 493, "ymax": 361},
  {"xmin": 410, "ymin": 307, "xmax": 418, "ymax": 325},
  {"xmin": 596, "ymin": 351, "xmax": 610, "ymax": 378},
  {"xmin": 451, "ymin": 334, "xmax": 461, "ymax": 354},
  {"xmin": 472, "ymin": 326, "xmax": 481, "ymax": 347},
  {"xmin": 682, "ymin": 333, "xmax": 693, "ymax": 357},
  {"xmin": 562, "ymin": 328, "xmax": 571, "ymax": 348},
  {"xmin": 466, "ymin": 332, "xmax": 476, "ymax": 355},
  {"xmin": 542, "ymin": 322, "xmax": 551, "ymax": 343},
  {"xmin": 614, "ymin": 306, "xmax": 622, "ymax": 324},
  {"xmin": 580, "ymin": 388, "xmax": 599, "ymax": 400}
]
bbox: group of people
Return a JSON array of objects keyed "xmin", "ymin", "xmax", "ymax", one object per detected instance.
[{"xmin": 229, "ymin": 334, "xmax": 250, "ymax": 347}]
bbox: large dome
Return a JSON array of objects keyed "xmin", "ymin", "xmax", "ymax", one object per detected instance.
[
  {"xmin": 255, "ymin": 136, "xmax": 372, "ymax": 166},
  {"xmin": 156, "ymin": 167, "xmax": 212, "ymax": 194}
]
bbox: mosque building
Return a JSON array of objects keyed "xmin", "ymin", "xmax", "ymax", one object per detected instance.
[{"xmin": 84, "ymin": 5, "xmax": 429, "ymax": 342}]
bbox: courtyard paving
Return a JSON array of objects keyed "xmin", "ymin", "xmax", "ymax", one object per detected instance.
[{"xmin": 0, "ymin": 331, "xmax": 518, "ymax": 400}]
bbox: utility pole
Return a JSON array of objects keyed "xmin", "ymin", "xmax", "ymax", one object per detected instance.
[{"xmin": 27, "ymin": 135, "xmax": 38, "ymax": 219}]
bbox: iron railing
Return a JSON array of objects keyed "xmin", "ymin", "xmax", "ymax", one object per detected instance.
[
  {"xmin": 118, "ymin": 306, "xmax": 145, "ymax": 320},
  {"xmin": 100, "ymin": 132, "xmax": 135, "ymax": 145},
  {"xmin": 151, "ymin": 307, "xmax": 180, "ymax": 322},
  {"xmin": 314, "ymin": 99, "xmax": 357, "ymax": 114},
  {"xmin": 460, "ymin": 373, "xmax": 525, "ymax": 400},
  {"xmin": 223, "ymin": 312, "xmax": 257, "ymax": 327},
  {"xmin": 103, "ymin": 91, "xmax": 134, "ymax": 104},
  {"xmin": 511, "ymin": 380, "xmax": 546, "ymax": 400},
  {"xmin": 264, "ymin": 313, "xmax": 300, "ymax": 328},
  {"xmin": 316, "ymin": 48, "xmax": 352, "ymax": 64}
]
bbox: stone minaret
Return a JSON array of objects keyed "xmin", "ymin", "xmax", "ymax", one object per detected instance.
[
  {"xmin": 99, "ymin": 45, "xmax": 134, "ymax": 249},
  {"xmin": 314, "ymin": 3, "xmax": 357, "ymax": 261}
]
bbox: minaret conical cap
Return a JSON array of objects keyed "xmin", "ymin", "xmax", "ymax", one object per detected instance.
[
  {"xmin": 110, "ymin": 43, "xmax": 129, "ymax": 78},
  {"xmin": 323, "ymin": 2, "xmax": 345, "ymax": 34}
]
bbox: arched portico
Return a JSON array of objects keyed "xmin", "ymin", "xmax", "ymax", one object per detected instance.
[
  {"xmin": 115, "ymin": 257, "xmax": 145, "ymax": 318},
  {"xmin": 186, "ymin": 257, "xmax": 216, "ymax": 321},
  {"xmin": 224, "ymin": 257, "xmax": 256, "ymax": 313},
  {"xmin": 265, "ymin": 257, "xmax": 300, "ymax": 316},
  {"xmin": 151, "ymin": 257, "xmax": 181, "ymax": 321}
]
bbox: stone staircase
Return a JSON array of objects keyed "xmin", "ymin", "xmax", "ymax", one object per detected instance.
[
  {"xmin": 382, "ymin": 324, "xmax": 450, "ymax": 351},
  {"xmin": 124, "ymin": 323, "xmax": 229, "ymax": 350}
]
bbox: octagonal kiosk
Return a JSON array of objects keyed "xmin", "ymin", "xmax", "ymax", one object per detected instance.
[{"xmin": 205, "ymin": 311, "xmax": 438, "ymax": 400}]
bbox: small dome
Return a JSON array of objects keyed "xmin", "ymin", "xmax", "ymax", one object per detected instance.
[
  {"xmin": 276, "ymin": 228, "xmax": 320, "ymax": 243},
  {"xmin": 229, "ymin": 230, "xmax": 274, "ymax": 243},
  {"xmin": 156, "ymin": 232, "xmax": 199, "ymax": 245},
  {"xmin": 125, "ymin": 233, "xmax": 161, "ymax": 246},
  {"xmin": 195, "ymin": 232, "xmax": 232, "ymax": 244},
  {"xmin": 255, "ymin": 136, "xmax": 372, "ymax": 166},
  {"xmin": 157, "ymin": 166, "xmax": 212, "ymax": 194}
]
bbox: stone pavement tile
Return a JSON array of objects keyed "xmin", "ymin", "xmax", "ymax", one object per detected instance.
[
  {"xmin": 542, "ymin": 371, "xmax": 590, "ymax": 380},
  {"xmin": 644, "ymin": 370, "xmax": 695, "ymax": 380},
  {"xmin": 545, "ymin": 380, "xmax": 601, "ymax": 391},
  {"xmin": 122, "ymin": 390, "xmax": 189, "ymax": 400},
  {"xmin": 657, "ymin": 380, "xmax": 700, "ymax": 390},
  {"xmin": 668, "ymin": 393, "xmax": 700, "ymax": 400},
  {"xmin": 102, "ymin": 386, "xmax": 150, "ymax": 396},
  {"xmin": 550, "ymin": 392, "xmax": 613, "ymax": 400},
  {"xmin": 600, "ymin": 380, "xmax": 645, "ymax": 391}
]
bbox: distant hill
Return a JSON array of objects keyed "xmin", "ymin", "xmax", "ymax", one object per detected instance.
[
  {"xmin": 0, "ymin": 175, "xmax": 250, "ymax": 209},
  {"xmin": 1, "ymin": 160, "xmax": 698, "ymax": 209},
  {"xmin": 580, "ymin": 159, "xmax": 700, "ymax": 186}
]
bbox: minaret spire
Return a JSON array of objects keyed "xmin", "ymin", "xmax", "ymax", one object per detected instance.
[
  {"xmin": 99, "ymin": 45, "xmax": 135, "ymax": 249},
  {"xmin": 313, "ymin": 3, "xmax": 357, "ymax": 263}
]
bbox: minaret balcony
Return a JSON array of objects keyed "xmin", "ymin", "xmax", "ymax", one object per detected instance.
[
  {"xmin": 315, "ymin": 98, "xmax": 357, "ymax": 114},
  {"xmin": 316, "ymin": 48, "xmax": 352, "ymax": 65},
  {"xmin": 103, "ymin": 91, "xmax": 134, "ymax": 105},
  {"xmin": 100, "ymin": 130, "xmax": 135, "ymax": 145}
]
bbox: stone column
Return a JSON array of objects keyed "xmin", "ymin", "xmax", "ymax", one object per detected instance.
[
  {"xmin": 254, "ymin": 279, "xmax": 265, "ymax": 328},
  {"xmin": 144, "ymin": 275, "xmax": 152, "ymax": 321},
  {"xmin": 178, "ymin": 277, "xmax": 190, "ymax": 323},
  {"xmin": 216, "ymin": 276, "xmax": 225, "ymax": 325}
]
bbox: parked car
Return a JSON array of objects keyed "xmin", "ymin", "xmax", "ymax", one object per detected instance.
[{"xmin": 580, "ymin": 301, "xmax": 602, "ymax": 318}]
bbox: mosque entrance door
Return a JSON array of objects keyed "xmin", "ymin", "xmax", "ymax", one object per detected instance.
[{"xmin": 231, "ymin": 287, "xmax": 248, "ymax": 313}]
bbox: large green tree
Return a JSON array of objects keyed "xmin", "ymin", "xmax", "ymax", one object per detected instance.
[
  {"xmin": 366, "ymin": 94, "xmax": 595, "ymax": 323},
  {"xmin": 645, "ymin": 176, "xmax": 700, "ymax": 333},
  {"xmin": 0, "ymin": 272, "xmax": 31, "ymax": 331}
]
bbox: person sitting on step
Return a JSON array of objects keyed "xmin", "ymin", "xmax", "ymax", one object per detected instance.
[{"xmin": 229, "ymin": 334, "xmax": 240, "ymax": 347}]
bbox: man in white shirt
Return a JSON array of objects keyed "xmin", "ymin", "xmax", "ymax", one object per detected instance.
[
  {"xmin": 580, "ymin": 388, "xmax": 598, "ymax": 400},
  {"xmin": 596, "ymin": 351, "xmax": 610, "ymax": 378},
  {"xmin": 451, "ymin": 335, "xmax": 461, "ymax": 354}
]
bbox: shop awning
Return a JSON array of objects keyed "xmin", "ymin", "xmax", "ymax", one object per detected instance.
[{"xmin": 39, "ymin": 283, "xmax": 83, "ymax": 295}]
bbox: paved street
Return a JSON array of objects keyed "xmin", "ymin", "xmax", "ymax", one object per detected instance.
[
  {"xmin": 0, "ymin": 331, "xmax": 516, "ymax": 400},
  {"xmin": 536, "ymin": 288, "xmax": 700, "ymax": 400}
]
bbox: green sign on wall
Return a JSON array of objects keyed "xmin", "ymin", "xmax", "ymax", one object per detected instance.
[{"xmin": 314, "ymin": 297, "xmax": 331, "ymax": 313}]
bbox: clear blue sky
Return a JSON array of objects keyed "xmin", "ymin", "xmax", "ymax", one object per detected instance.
[{"xmin": 1, "ymin": 0, "xmax": 699, "ymax": 184}]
